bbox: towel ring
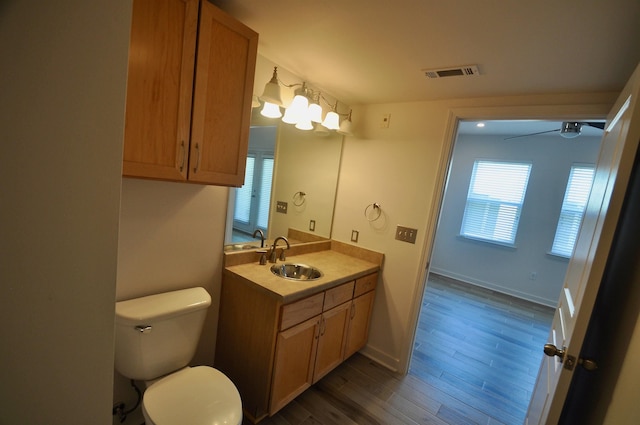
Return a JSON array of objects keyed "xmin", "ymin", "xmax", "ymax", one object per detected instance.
[
  {"xmin": 293, "ymin": 191, "xmax": 306, "ymax": 206},
  {"xmin": 364, "ymin": 203, "xmax": 382, "ymax": 221}
]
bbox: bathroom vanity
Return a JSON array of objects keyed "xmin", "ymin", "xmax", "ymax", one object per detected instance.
[{"xmin": 215, "ymin": 240, "xmax": 383, "ymax": 423}]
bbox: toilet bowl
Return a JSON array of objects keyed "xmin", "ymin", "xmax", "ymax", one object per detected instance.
[
  {"xmin": 114, "ymin": 287, "xmax": 242, "ymax": 425},
  {"xmin": 142, "ymin": 367, "xmax": 242, "ymax": 425}
]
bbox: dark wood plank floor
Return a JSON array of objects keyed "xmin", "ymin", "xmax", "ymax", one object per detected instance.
[{"xmin": 251, "ymin": 274, "xmax": 554, "ymax": 425}]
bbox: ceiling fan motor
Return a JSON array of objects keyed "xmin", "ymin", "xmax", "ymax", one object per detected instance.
[{"xmin": 560, "ymin": 122, "xmax": 582, "ymax": 138}]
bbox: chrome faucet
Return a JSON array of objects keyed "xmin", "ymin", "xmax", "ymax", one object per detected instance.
[
  {"xmin": 269, "ymin": 236, "xmax": 290, "ymax": 263},
  {"xmin": 252, "ymin": 229, "xmax": 265, "ymax": 248}
]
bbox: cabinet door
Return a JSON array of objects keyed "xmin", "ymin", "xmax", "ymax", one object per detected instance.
[
  {"xmin": 269, "ymin": 315, "xmax": 320, "ymax": 415},
  {"xmin": 344, "ymin": 290, "xmax": 376, "ymax": 359},
  {"xmin": 313, "ymin": 301, "xmax": 351, "ymax": 383},
  {"xmin": 189, "ymin": 0, "xmax": 258, "ymax": 186},
  {"xmin": 123, "ymin": 0, "xmax": 198, "ymax": 181}
]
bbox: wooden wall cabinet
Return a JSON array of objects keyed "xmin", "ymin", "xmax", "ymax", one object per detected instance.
[
  {"xmin": 216, "ymin": 271, "xmax": 378, "ymax": 423},
  {"xmin": 123, "ymin": 0, "xmax": 258, "ymax": 186}
]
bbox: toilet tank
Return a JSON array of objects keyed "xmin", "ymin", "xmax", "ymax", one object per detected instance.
[{"xmin": 114, "ymin": 287, "xmax": 211, "ymax": 381}]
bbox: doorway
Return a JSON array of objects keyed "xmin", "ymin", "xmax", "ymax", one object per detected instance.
[{"xmin": 409, "ymin": 118, "xmax": 604, "ymax": 424}]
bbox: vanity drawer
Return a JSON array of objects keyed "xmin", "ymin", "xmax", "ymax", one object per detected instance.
[
  {"xmin": 280, "ymin": 292, "xmax": 324, "ymax": 330},
  {"xmin": 323, "ymin": 281, "xmax": 355, "ymax": 311},
  {"xmin": 354, "ymin": 272, "xmax": 378, "ymax": 298}
]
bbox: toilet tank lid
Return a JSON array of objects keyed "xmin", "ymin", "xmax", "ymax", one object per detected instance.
[{"xmin": 116, "ymin": 287, "xmax": 211, "ymax": 323}]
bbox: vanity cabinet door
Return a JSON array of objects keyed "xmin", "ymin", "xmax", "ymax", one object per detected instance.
[
  {"xmin": 344, "ymin": 289, "xmax": 376, "ymax": 359},
  {"xmin": 269, "ymin": 315, "xmax": 320, "ymax": 415},
  {"xmin": 312, "ymin": 301, "xmax": 351, "ymax": 383}
]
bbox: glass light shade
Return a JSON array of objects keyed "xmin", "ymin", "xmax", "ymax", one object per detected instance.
[
  {"xmin": 308, "ymin": 101, "xmax": 323, "ymax": 123},
  {"xmin": 260, "ymin": 101, "xmax": 282, "ymax": 119},
  {"xmin": 337, "ymin": 118, "xmax": 353, "ymax": 136},
  {"xmin": 314, "ymin": 122, "xmax": 330, "ymax": 136},
  {"xmin": 295, "ymin": 113, "xmax": 313, "ymax": 130},
  {"xmin": 260, "ymin": 79, "xmax": 283, "ymax": 106},
  {"xmin": 282, "ymin": 94, "xmax": 309, "ymax": 124},
  {"xmin": 321, "ymin": 111, "xmax": 340, "ymax": 130},
  {"xmin": 251, "ymin": 95, "xmax": 261, "ymax": 108}
]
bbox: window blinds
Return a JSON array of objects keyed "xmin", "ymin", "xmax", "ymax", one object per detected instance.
[
  {"xmin": 461, "ymin": 160, "xmax": 532, "ymax": 245},
  {"xmin": 551, "ymin": 165, "xmax": 595, "ymax": 257}
]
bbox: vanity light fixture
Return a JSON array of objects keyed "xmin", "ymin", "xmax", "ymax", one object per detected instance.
[
  {"xmin": 321, "ymin": 106, "xmax": 340, "ymax": 130},
  {"xmin": 260, "ymin": 67, "xmax": 283, "ymax": 106},
  {"xmin": 308, "ymin": 92, "xmax": 323, "ymax": 123},
  {"xmin": 282, "ymin": 84, "xmax": 309, "ymax": 124},
  {"xmin": 337, "ymin": 110, "xmax": 353, "ymax": 136},
  {"xmin": 257, "ymin": 66, "xmax": 353, "ymax": 134}
]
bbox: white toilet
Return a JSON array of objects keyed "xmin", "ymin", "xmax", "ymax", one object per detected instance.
[{"xmin": 114, "ymin": 287, "xmax": 242, "ymax": 425}]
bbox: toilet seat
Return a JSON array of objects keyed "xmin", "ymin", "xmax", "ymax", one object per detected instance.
[{"xmin": 142, "ymin": 366, "xmax": 242, "ymax": 425}]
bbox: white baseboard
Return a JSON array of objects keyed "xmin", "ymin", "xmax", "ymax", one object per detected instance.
[
  {"xmin": 358, "ymin": 344, "xmax": 400, "ymax": 373},
  {"xmin": 429, "ymin": 267, "xmax": 557, "ymax": 308}
]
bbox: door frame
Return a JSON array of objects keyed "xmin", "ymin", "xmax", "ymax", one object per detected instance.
[{"xmin": 402, "ymin": 102, "xmax": 613, "ymax": 374}]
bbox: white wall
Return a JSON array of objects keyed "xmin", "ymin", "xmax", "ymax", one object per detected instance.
[
  {"xmin": 114, "ymin": 178, "xmax": 228, "ymax": 408},
  {"xmin": 0, "ymin": 1, "xmax": 131, "ymax": 423},
  {"xmin": 332, "ymin": 94, "xmax": 616, "ymax": 372},
  {"xmin": 430, "ymin": 132, "xmax": 602, "ymax": 306}
]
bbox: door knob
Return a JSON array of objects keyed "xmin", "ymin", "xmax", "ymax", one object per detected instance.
[
  {"xmin": 543, "ymin": 343, "xmax": 565, "ymax": 359},
  {"xmin": 543, "ymin": 343, "xmax": 598, "ymax": 371}
]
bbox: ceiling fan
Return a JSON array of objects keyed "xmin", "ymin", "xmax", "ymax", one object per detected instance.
[{"xmin": 504, "ymin": 121, "xmax": 605, "ymax": 140}]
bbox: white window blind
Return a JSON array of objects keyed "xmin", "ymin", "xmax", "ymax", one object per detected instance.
[
  {"xmin": 256, "ymin": 157, "xmax": 274, "ymax": 229},
  {"xmin": 234, "ymin": 156, "xmax": 255, "ymax": 224},
  {"xmin": 551, "ymin": 165, "xmax": 595, "ymax": 257},
  {"xmin": 461, "ymin": 160, "xmax": 532, "ymax": 245}
]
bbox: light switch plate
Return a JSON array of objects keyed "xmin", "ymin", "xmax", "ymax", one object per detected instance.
[
  {"xmin": 395, "ymin": 225, "xmax": 417, "ymax": 244},
  {"xmin": 276, "ymin": 201, "xmax": 288, "ymax": 214}
]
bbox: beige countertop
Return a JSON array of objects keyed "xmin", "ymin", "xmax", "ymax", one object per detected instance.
[{"xmin": 224, "ymin": 249, "xmax": 381, "ymax": 303}]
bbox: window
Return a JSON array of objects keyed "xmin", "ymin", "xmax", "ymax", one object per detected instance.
[
  {"xmin": 551, "ymin": 165, "xmax": 595, "ymax": 258},
  {"xmin": 461, "ymin": 160, "xmax": 532, "ymax": 245},
  {"xmin": 233, "ymin": 153, "xmax": 274, "ymax": 234}
]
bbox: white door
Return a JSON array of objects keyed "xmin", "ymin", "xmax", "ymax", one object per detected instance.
[{"xmin": 526, "ymin": 63, "xmax": 640, "ymax": 424}]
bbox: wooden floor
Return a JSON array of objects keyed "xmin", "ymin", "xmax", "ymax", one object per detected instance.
[{"xmin": 252, "ymin": 274, "xmax": 554, "ymax": 425}]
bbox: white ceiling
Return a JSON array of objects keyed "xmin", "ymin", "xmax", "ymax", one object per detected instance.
[{"xmin": 214, "ymin": 0, "xmax": 640, "ymax": 106}]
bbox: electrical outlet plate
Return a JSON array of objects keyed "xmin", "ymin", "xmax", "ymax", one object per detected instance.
[
  {"xmin": 309, "ymin": 220, "xmax": 316, "ymax": 231},
  {"xmin": 395, "ymin": 225, "xmax": 417, "ymax": 244},
  {"xmin": 351, "ymin": 230, "xmax": 359, "ymax": 243},
  {"xmin": 381, "ymin": 113, "xmax": 391, "ymax": 128}
]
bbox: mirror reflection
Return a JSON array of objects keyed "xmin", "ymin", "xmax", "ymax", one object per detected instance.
[{"xmin": 225, "ymin": 112, "xmax": 343, "ymax": 250}]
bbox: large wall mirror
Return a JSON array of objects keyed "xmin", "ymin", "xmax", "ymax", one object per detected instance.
[{"xmin": 224, "ymin": 56, "xmax": 344, "ymax": 249}]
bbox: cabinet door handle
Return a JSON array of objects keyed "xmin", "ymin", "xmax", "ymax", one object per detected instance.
[
  {"xmin": 350, "ymin": 304, "xmax": 356, "ymax": 320},
  {"xmin": 179, "ymin": 141, "xmax": 185, "ymax": 172},
  {"xmin": 193, "ymin": 142, "xmax": 200, "ymax": 173}
]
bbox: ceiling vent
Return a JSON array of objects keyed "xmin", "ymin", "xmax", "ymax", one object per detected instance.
[{"xmin": 422, "ymin": 65, "xmax": 481, "ymax": 79}]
